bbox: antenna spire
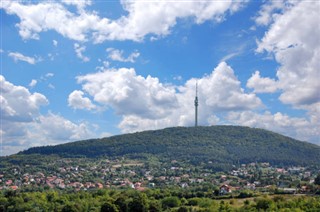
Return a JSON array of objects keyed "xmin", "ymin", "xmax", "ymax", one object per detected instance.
[{"xmin": 194, "ymin": 82, "xmax": 198, "ymax": 127}]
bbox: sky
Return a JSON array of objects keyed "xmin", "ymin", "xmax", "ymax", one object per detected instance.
[{"xmin": 1, "ymin": 0, "xmax": 319, "ymax": 156}]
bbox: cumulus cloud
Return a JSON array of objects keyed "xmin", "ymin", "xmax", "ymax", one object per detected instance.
[
  {"xmin": 1, "ymin": 0, "xmax": 247, "ymax": 42},
  {"xmin": 226, "ymin": 110, "xmax": 320, "ymax": 145},
  {"xmin": 8, "ymin": 52, "xmax": 37, "ymax": 64},
  {"xmin": 74, "ymin": 43, "xmax": 90, "ymax": 62},
  {"xmin": 1, "ymin": 1, "xmax": 90, "ymax": 40},
  {"xmin": 254, "ymin": 0, "xmax": 288, "ymax": 26},
  {"xmin": 1, "ymin": 113, "xmax": 95, "ymax": 156},
  {"xmin": 246, "ymin": 71, "xmax": 278, "ymax": 93},
  {"xmin": 0, "ymin": 75, "xmax": 48, "ymax": 122},
  {"xmin": 106, "ymin": 48, "xmax": 140, "ymax": 63},
  {"xmin": 256, "ymin": 1, "xmax": 320, "ymax": 107},
  {"xmin": 61, "ymin": 0, "xmax": 92, "ymax": 10},
  {"xmin": 33, "ymin": 112, "xmax": 93, "ymax": 141},
  {"xmin": 0, "ymin": 76, "xmax": 94, "ymax": 156},
  {"xmin": 76, "ymin": 67, "xmax": 178, "ymax": 119},
  {"xmin": 68, "ymin": 90, "xmax": 96, "ymax": 110},
  {"xmin": 198, "ymin": 62, "xmax": 262, "ymax": 111},
  {"xmin": 72, "ymin": 62, "xmax": 262, "ymax": 133}
]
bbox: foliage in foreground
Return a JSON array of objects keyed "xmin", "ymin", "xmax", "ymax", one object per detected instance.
[{"xmin": 0, "ymin": 189, "xmax": 319, "ymax": 212}]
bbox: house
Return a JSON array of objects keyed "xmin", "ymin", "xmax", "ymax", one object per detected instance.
[
  {"xmin": 96, "ymin": 183, "xmax": 104, "ymax": 189},
  {"xmin": 181, "ymin": 183, "xmax": 188, "ymax": 188},
  {"xmin": 220, "ymin": 184, "xmax": 232, "ymax": 195},
  {"xmin": 5, "ymin": 180, "xmax": 13, "ymax": 186},
  {"xmin": 245, "ymin": 183, "xmax": 256, "ymax": 190}
]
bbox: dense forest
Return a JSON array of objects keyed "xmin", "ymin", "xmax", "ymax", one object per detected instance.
[{"xmin": 20, "ymin": 126, "xmax": 320, "ymax": 167}]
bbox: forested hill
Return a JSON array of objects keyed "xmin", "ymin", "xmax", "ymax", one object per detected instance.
[{"xmin": 20, "ymin": 126, "xmax": 320, "ymax": 166}]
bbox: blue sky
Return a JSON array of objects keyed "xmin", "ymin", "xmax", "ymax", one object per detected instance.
[{"xmin": 1, "ymin": 0, "xmax": 319, "ymax": 155}]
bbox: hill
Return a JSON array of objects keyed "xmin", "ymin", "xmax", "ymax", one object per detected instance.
[{"xmin": 19, "ymin": 126, "xmax": 320, "ymax": 167}]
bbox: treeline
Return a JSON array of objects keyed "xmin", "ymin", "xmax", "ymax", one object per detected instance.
[
  {"xmin": 1, "ymin": 189, "xmax": 319, "ymax": 211},
  {"xmin": 19, "ymin": 126, "xmax": 320, "ymax": 167}
]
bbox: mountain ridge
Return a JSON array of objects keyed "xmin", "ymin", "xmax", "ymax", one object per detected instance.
[{"xmin": 18, "ymin": 125, "xmax": 320, "ymax": 167}]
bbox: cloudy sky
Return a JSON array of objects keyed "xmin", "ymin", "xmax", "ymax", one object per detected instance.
[{"xmin": 1, "ymin": 0, "xmax": 319, "ymax": 156}]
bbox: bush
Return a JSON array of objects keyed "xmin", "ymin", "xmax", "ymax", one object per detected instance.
[
  {"xmin": 255, "ymin": 198, "xmax": 273, "ymax": 210},
  {"xmin": 101, "ymin": 202, "xmax": 118, "ymax": 212},
  {"xmin": 162, "ymin": 196, "xmax": 181, "ymax": 209},
  {"xmin": 238, "ymin": 190, "xmax": 253, "ymax": 198}
]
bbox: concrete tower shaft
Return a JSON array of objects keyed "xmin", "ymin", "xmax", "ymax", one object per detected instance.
[{"xmin": 194, "ymin": 82, "xmax": 198, "ymax": 127}]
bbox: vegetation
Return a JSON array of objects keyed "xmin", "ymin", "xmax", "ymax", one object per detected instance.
[
  {"xmin": 1, "ymin": 126, "xmax": 320, "ymax": 211},
  {"xmin": 19, "ymin": 126, "xmax": 320, "ymax": 167},
  {"xmin": 0, "ymin": 189, "xmax": 319, "ymax": 211}
]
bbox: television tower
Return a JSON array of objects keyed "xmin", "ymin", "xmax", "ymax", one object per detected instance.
[{"xmin": 194, "ymin": 82, "xmax": 198, "ymax": 127}]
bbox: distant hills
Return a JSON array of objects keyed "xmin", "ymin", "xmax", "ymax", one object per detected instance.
[{"xmin": 19, "ymin": 126, "xmax": 320, "ymax": 167}]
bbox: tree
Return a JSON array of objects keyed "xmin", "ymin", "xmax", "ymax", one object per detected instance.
[
  {"xmin": 314, "ymin": 174, "xmax": 320, "ymax": 185},
  {"xmin": 128, "ymin": 193, "xmax": 149, "ymax": 212},
  {"xmin": 255, "ymin": 198, "xmax": 274, "ymax": 211},
  {"xmin": 115, "ymin": 196, "xmax": 128, "ymax": 212},
  {"xmin": 101, "ymin": 202, "xmax": 118, "ymax": 212},
  {"xmin": 162, "ymin": 196, "xmax": 181, "ymax": 210},
  {"xmin": 148, "ymin": 200, "xmax": 162, "ymax": 212},
  {"xmin": 62, "ymin": 204, "xmax": 79, "ymax": 212}
]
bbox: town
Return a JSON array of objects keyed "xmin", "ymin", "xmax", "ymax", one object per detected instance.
[{"xmin": 1, "ymin": 156, "xmax": 319, "ymax": 196}]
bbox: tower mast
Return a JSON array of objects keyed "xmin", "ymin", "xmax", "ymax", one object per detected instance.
[{"xmin": 194, "ymin": 82, "xmax": 198, "ymax": 127}]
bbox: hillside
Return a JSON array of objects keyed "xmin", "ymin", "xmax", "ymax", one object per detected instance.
[{"xmin": 20, "ymin": 126, "xmax": 320, "ymax": 166}]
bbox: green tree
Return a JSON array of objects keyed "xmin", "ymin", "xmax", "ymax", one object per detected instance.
[
  {"xmin": 115, "ymin": 196, "xmax": 128, "ymax": 212},
  {"xmin": 148, "ymin": 200, "xmax": 162, "ymax": 212},
  {"xmin": 101, "ymin": 202, "xmax": 119, "ymax": 212},
  {"xmin": 162, "ymin": 196, "xmax": 181, "ymax": 210},
  {"xmin": 128, "ymin": 193, "xmax": 149, "ymax": 212},
  {"xmin": 255, "ymin": 198, "xmax": 274, "ymax": 211},
  {"xmin": 177, "ymin": 206, "xmax": 189, "ymax": 212},
  {"xmin": 62, "ymin": 204, "xmax": 79, "ymax": 212},
  {"xmin": 314, "ymin": 173, "xmax": 320, "ymax": 185}
]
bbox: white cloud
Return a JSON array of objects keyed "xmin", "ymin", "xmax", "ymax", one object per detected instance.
[
  {"xmin": 45, "ymin": 72, "xmax": 54, "ymax": 78},
  {"xmin": 197, "ymin": 62, "xmax": 262, "ymax": 111},
  {"xmin": 73, "ymin": 62, "xmax": 262, "ymax": 133},
  {"xmin": 53, "ymin": 39, "xmax": 58, "ymax": 47},
  {"xmin": 61, "ymin": 0, "xmax": 92, "ymax": 10},
  {"xmin": 0, "ymin": 75, "xmax": 48, "ymax": 122},
  {"xmin": 96, "ymin": 60, "xmax": 110, "ymax": 71},
  {"xmin": 76, "ymin": 67, "xmax": 178, "ymax": 119},
  {"xmin": 0, "ymin": 76, "xmax": 94, "ymax": 156},
  {"xmin": 8, "ymin": 52, "xmax": 37, "ymax": 64},
  {"xmin": 246, "ymin": 71, "xmax": 278, "ymax": 93},
  {"xmin": 29, "ymin": 79, "xmax": 37, "ymax": 88},
  {"xmin": 220, "ymin": 52, "xmax": 240, "ymax": 62},
  {"xmin": 48, "ymin": 83, "xmax": 55, "ymax": 89},
  {"xmin": 33, "ymin": 112, "xmax": 94, "ymax": 141},
  {"xmin": 1, "ymin": 1, "xmax": 92, "ymax": 41},
  {"xmin": 1, "ymin": 1, "xmax": 247, "ymax": 42},
  {"xmin": 256, "ymin": 1, "xmax": 320, "ymax": 106},
  {"xmin": 226, "ymin": 110, "xmax": 320, "ymax": 145},
  {"xmin": 68, "ymin": 90, "xmax": 96, "ymax": 110},
  {"xmin": 106, "ymin": 48, "xmax": 140, "ymax": 63},
  {"xmin": 173, "ymin": 75, "xmax": 183, "ymax": 81},
  {"xmin": 254, "ymin": 0, "xmax": 288, "ymax": 26},
  {"xmin": 74, "ymin": 43, "xmax": 90, "ymax": 62},
  {"xmin": 1, "ymin": 113, "xmax": 94, "ymax": 156}
]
